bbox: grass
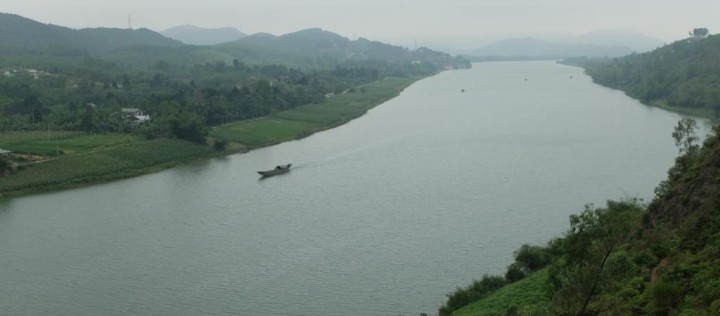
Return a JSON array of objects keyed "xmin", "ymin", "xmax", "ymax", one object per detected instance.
[
  {"xmin": 0, "ymin": 139, "xmax": 215, "ymax": 195},
  {"xmin": 210, "ymin": 117, "xmax": 319, "ymax": 148},
  {"xmin": 210, "ymin": 77, "xmax": 418, "ymax": 148},
  {"xmin": 0, "ymin": 131, "xmax": 83, "ymax": 147},
  {"xmin": 0, "ymin": 132, "xmax": 139, "ymax": 156},
  {"xmin": 452, "ymin": 270, "xmax": 550, "ymax": 316}
]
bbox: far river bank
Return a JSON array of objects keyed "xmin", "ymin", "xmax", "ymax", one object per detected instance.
[{"xmin": 0, "ymin": 76, "xmax": 420, "ymax": 197}]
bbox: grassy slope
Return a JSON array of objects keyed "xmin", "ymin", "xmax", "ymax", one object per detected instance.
[
  {"xmin": 452, "ymin": 271, "xmax": 549, "ymax": 316},
  {"xmin": 0, "ymin": 76, "xmax": 420, "ymax": 196},
  {"xmin": 210, "ymin": 77, "xmax": 417, "ymax": 148}
]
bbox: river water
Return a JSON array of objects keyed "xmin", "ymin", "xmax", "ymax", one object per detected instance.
[{"xmin": 0, "ymin": 61, "xmax": 712, "ymax": 315}]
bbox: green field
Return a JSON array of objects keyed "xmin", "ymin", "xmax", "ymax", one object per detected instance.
[
  {"xmin": 0, "ymin": 132, "xmax": 139, "ymax": 156},
  {"xmin": 0, "ymin": 139, "xmax": 215, "ymax": 195},
  {"xmin": 210, "ymin": 77, "xmax": 418, "ymax": 148},
  {"xmin": 452, "ymin": 270, "xmax": 550, "ymax": 316}
]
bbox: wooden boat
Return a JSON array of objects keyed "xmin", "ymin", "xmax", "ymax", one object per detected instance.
[{"xmin": 258, "ymin": 164, "xmax": 292, "ymax": 176}]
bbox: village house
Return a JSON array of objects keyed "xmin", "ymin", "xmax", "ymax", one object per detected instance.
[{"xmin": 121, "ymin": 108, "xmax": 151, "ymax": 125}]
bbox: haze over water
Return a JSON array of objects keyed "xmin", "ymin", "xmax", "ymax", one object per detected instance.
[{"xmin": 0, "ymin": 61, "xmax": 711, "ymax": 315}]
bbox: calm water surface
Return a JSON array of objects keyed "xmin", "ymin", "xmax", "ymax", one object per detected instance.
[{"xmin": 0, "ymin": 61, "xmax": 712, "ymax": 315}]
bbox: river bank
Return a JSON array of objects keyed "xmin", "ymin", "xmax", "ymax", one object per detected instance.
[{"xmin": 0, "ymin": 76, "xmax": 419, "ymax": 197}]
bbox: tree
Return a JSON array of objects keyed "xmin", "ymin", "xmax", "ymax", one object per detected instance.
[
  {"xmin": 514, "ymin": 244, "xmax": 551, "ymax": 273},
  {"xmin": 0, "ymin": 156, "xmax": 12, "ymax": 175},
  {"xmin": 166, "ymin": 111, "xmax": 208, "ymax": 144},
  {"xmin": 672, "ymin": 117, "xmax": 699, "ymax": 156},
  {"xmin": 80, "ymin": 105, "xmax": 99, "ymax": 133},
  {"xmin": 548, "ymin": 200, "xmax": 643, "ymax": 315},
  {"xmin": 692, "ymin": 28, "xmax": 709, "ymax": 37}
]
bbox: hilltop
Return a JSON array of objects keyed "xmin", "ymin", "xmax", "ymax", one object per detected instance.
[
  {"xmin": 0, "ymin": 13, "xmax": 468, "ymax": 71},
  {"xmin": 160, "ymin": 25, "xmax": 247, "ymax": 45},
  {"xmin": 0, "ymin": 13, "xmax": 182, "ymax": 55}
]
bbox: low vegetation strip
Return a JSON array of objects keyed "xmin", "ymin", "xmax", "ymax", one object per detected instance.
[
  {"xmin": 0, "ymin": 132, "xmax": 139, "ymax": 156},
  {"xmin": 452, "ymin": 270, "xmax": 549, "ymax": 316},
  {"xmin": 0, "ymin": 131, "xmax": 83, "ymax": 148},
  {"xmin": 0, "ymin": 139, "xmax": 215, "ymax": 195},
  {"xmin": 210, "ymin": 77, "xmax": 417, "ymax": 148}
]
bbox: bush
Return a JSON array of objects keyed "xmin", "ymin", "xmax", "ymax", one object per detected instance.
[
  {"xmin": 439, "ymin": 274, "xmax": 506, "ymax": 316},
  {"xmin": 0, "ymin": 156, "xmax": 11, "ymax": 173},
  {"xmin": 0, "ymin": 156, "xmax": 11, "ymax": 174},
  {"xmin": 213, "ymin": 138, "xmax": 228, "ymax": 151},
  {"xmin": 505, "ymin": 263, "xmax": 526, "ymax": 283},
  {"xmin": 514, "ymin": 244, "xmax": 552, "ymax": 273},
  {"xmin": 649, "ymin": 281, "xmax": 682, "ymax": 313}
]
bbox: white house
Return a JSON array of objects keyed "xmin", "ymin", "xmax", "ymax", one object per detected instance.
[{"xmin": 121, "ymin": 108, "xmax": 151, "ymax": 125}]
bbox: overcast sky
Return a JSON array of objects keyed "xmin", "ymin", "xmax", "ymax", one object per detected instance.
[{"xmin": 4, "ymin": 0, "xmax": 719, "ymax": 48}]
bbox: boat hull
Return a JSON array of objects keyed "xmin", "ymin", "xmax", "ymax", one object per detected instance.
[{"xmin": 257, "ymin": 164, "xmax": 292, "ymax": 177}]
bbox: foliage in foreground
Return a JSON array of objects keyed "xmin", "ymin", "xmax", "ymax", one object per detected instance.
[{"xmin": 443, "ymin": 121, "xmax": 720, "ymax": 315}]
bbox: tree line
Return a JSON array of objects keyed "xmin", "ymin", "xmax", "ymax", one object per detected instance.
[
  {"xmin": 567, "ymin": 34, "xmax": 720, "ymax": 117},
  {"xmin": 0, "ymin": 55, "xmax": 447, "ymax": 142}
]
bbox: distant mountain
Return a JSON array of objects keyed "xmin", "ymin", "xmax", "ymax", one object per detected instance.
[
  {"xmin": 216, "ymin": 28, "xmax": 469, "ymax": 68},
  {"xmin": 470, "ymin": 37, "xmax": 635, "ymax": 59},
  {"xmin": 160, "ymin": 25, "xmax": 246, "ymax": 45},
  {"xmin": 570, "ymin": 30, "xmax": 665, "ymax": 53},
  {"xmin": 0, "ymin": 13, "xmax": 182, "ymax": 55},
  {"xmin": 0, "ymin": 14, "xmax": 468, "ymax": 71}
]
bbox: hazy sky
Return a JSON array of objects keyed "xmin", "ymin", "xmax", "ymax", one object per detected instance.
[{"xmin": 4, "ymin": 0, "xmax": 719, "ymax": 47}]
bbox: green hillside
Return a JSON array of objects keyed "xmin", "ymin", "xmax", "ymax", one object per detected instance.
[
  {"xmin": 216, "ymin": 28, "xmax": 470, "ymax": 69},
  {"xmin": 0, "ymin": 13, "xmax": 182, "ymax": 55},
  {"xmin": 567, "ymin": 34, "xmax": 720, "ymax": 118},
  {"xmin": 441, "ymin": 120, "xmax": 720, "ymax": 315}
]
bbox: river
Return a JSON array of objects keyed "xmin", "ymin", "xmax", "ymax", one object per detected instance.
[{"xmin": 0, "ymin": 61, "xmax": 712, "ymax": 315}]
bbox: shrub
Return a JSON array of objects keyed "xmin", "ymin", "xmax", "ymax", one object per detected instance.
[
  {"xmin": 213, "ymin": 138, "xmax": 228, "ymax": 151},
  {"xmin": 505, "ymin": 263, "xmax": 526, "ymax": 283},
  {"xmin": 514, "ymin": 244, "xmax": 552, "ymax": 273},
  {"xmin": 0, "ymin": 156, "xmax": 11, "ymax": 173},
  {"xmin": 439, "ymin": 274, "xmax": 506, "ymax": 316},
  {"xmin": 648, "ymin": 281, "xmax": 682, "ymax": 313}
]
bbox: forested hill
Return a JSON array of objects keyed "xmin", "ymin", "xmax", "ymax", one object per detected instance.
[
  {"xmin": 160, "ymin": 25, "xmax": 247, "ymax": 45},
  {"xmin": 0, "ymin": 13, "xmax": 469, "ymax": 70},
  {"xmin": 440, "ymin": 120, "xmax": 720, "ymax": 315},
  {"xmin": 215, "ymin": 28, "xmax": 469, "ymax": 68},
  {"xmin": 567, "ymin": 34, "xmax": 720, "ymax": 118},
  {"xmin": 0, "ymin": 13, "xmax": 182, "ymax": 54}
]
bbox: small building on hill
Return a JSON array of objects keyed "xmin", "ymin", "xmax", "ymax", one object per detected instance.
[{"xmin": 121, "ymin": 108, "xmax": 151, "ymax": 125}]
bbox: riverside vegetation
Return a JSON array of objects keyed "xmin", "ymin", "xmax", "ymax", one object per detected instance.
[
  {"xmin": 442, "ymin": 119, "xmax": 720, "ymax": 316},
  {"xmin": 442, "ymin": 33, "xmax": 720, "ymax": 315},
  {"xmin": 563, "ymin": 33, "xmax": 720, "ymax": 119},
  {"xmin": 0, "ymin": 13, "xmax": 469, "ymax": 196}
]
